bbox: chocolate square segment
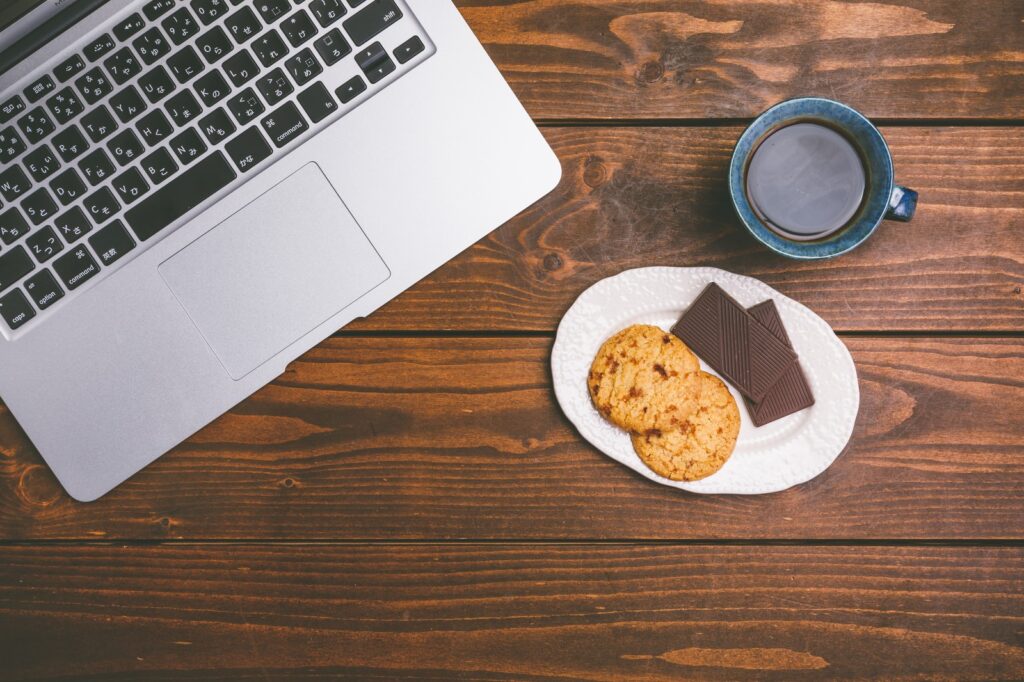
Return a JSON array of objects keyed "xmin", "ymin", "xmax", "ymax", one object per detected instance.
[
  {"xmin": 671, "ymin": 282, "xmax": 796, "ymax": 402},
  {"xmin": 745, "ymin": 299, "xmax": 816, "ymax": 426}
]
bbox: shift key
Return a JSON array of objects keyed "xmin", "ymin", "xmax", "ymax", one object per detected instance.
[{"xmin": 343, "ymin": 0, "xmax": 403, "ymax": 46}]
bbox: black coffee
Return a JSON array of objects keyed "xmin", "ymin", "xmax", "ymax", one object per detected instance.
[{"xmin": 745, "ymin": 122, "xmax": 866, "ymax": 240}]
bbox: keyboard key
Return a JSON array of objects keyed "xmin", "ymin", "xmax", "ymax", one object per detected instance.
[
  {"xmin": 163, "ymin": 8, "xmax": 201, "ymax": 45},
  {"xmin": 78, "ymin": 148, "xmax": 116, "ymax": 185},
  {"xmin": 297, "ymin": 82, "xmax": 337, "ymax": 123},
  {"xmin": 18, "ymin": 108, "xmax": 55, "ymax": 145},
  {"xmin": 0, "ymin": 126, "xmax": 27, "ymax": 162},
  {"xmin": 356, "ymin": 41, "xmax": 395, "ymax": 84},
  {"xmin": 314, "ymin": 28, "xmax": 350, "ymax": 66},
  {"xmin": 310, "ymin": 0, "xmax": 346, "ymax": 28},
  {"xmin": 53, "ymin": 245, "xmax": 100, "ymax": 290},
  {"xmin": 256, "ymin": 68, "xmax": 293, "ymax": 106},
  {"xmin": 139, "ymin": 65, "xmax": 176, "ymax": 103},
  {"xmin": 282, "ymin": 10, "xmax": 317, "ymax": 47},
  {"xmin": 191, "ymin": 0, "xmax": 231, "ymax": 25},
  {"xmin": 109, "ymin": 85, "xmax": 148, "ymax": 123},
  {"xmin": 0, "ymin": 246, "xmax": 34, "ymax": 292},
  {"xmin": 54, "ymin": 55, "xmax": 86, "ymax": 83},
  {"xmin": 84, "ymin": 33, "xmax": 116, "ymax": 62},
  {"xmin": 223, "ymin": 49, "xmax": 259, "ymax": 86},
  {"xmin": 285, "ymin": 48, "xmax": 322, "ymax": 86},
  {"xmin": 198, "ymin": 107, "xmax": 236, "ymax": 144},
  {"xmin": 167, "ymin": 91, "xmax": 203, "ymax": 127},
  {"xmin": 257, "ymin": 0, "xmax": 291, "ymax": 24},
  {"xmin": 225, "ymin": 6, "xmax": 262, "ymax": 44},
  {"xmin": 133, "ymin": 27, "xmax": 172, "ymax": 64},
  {"xmin": 226, "ymin": 87, "xmax": 265, "ymax": 125},
  {"xmin": 104, "ymin": 47, "xmax": 143, "ymax": 85},
  {"xmin": 113, "ymin": 13, "xmax": 146, "ymax": 42},
  {"xmin": 260, "ymin": 101, "xmax": 307, "ymax": 148},
  {"xmin": 0, "ymin": 166, "xmax": 30, "ymax": 202},
  {"xmin": 125, "ymin": 151, "xmax": 237, "ymax": 241},
  {"xmin": 54, "ymin": 206, "xmax": 93, "ymax": 242},
  {"xmin": 112, "ymin": 167, "xmax": 150, "ymax": 204},
  {"xmin": 0, "ymin": 96, "xmax": 26, "ymax": 124},
  {"xmin": 170, "ymin": 127, "xmax": 208, "ymax": 165},
  {"xmin": 196, "ymin": 25, "xmax": 233, "ymax": 63},
  {"xmin": 45, "ymin": 87, "xmax": 84, "ymax": 124},
  {"xmin": 80, "ymin": 105, "xmax": 118, "ymax": 143},
  {"xmin": 49, "ymin": 168, "xmax": 87, "ymax": 205},
  {"xmin": 335, "ymin": 74, "xmax": 365, "ymax": 103},
  {"xmin": 82, "ymin": 187, "xmax": 120, "ymax": 225},
  {"xmin": 24, "ymin": 269, "xmax": 63, "ymax": 309},
  {"xmin": 90, "ymin": 220, "xmax": 136, "ymax": 266},
  {"xmin": 252, "ymin": 29, "xmax": 288, "ymax": 67},
  {"xmin": 0, "ymin": 208, "xmax": 31, "ymax": 244},
  {"xmin": 75, "ymin": 67, "xmax": 113, "ymax": 105},
  {"xmin": 107, "ymin": 129, "xmax": 145, "ymax": 166},
  {"xmin": 343, "ymin": 0, "xmax": 402, "ymax": 46},
  {"xmin": 195, "ymin": 70, "xmax": 232, "ymax": 106},
  {"xmin": 25, "ymin": 75, "xmax": 56, "ymax": 103},
  {"xmin": 143, "ymin": 0, "xmax": 176, "ymax": 21},
  {"xmin": 22, "ymin": 188, "xmax": 58, "ymax": 225},
  {"xmin": 24, "ymin": 145, "xmax": 60, "ymax": 182},
  {"xmin": 52, "ymin": 125, "xmax": 90, "ymax": 163},
  {"xmin": 136, "ymin": 109, "xmax": 173, "ymax": 145},
  {"xmin": 26, "ymin": 227, "xmax": 64, "ymax": 264},
  {"xmin": 168, "ymin": 46, "xmax": 206, "ymax": 83},
  {"xmin": 141, "ymin": 147, "xmax": 179, "ymax": 185},
  {"xmin": 0, "ymin": 288, "xmax": 35, "ymax": 330},
  {"xmin": 394, "ymin": 35, "xmax": 424, "ymax": 64},
  {"xmin": 225, "ymin": 126, "xmax": 272, "ymax": 172}
]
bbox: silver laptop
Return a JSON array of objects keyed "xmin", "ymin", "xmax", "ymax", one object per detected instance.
[{"xmin": 0, "ymin": 0, "xmax": 560, "ymax": 501}]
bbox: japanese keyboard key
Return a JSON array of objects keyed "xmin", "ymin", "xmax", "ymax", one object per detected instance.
[
  {"xmin": 314, "ymin": 29, "xmax": 350, "ymax": 66},
  {"xmin": 297, "ymin": 82, "xmax": 337, "ymax": 123},
  {"xmin": 112, "ymin": 167, "xmax": 150, "ymax": 204},
  {"xmin": 0, "ymin": 208, "xmax": 31, "ymax": 244},
  {"xmin": 198, "ymin": 107, "xmax": 236, "ymax": 145},
  {"xmin": 170, "ymin": 128, "xmax": 208, "ymax": 165},
  {"xmin": 0, "ymin": 126, "xmax": 26, "ymax": 162},
  {"xmin": 53, "ymin": 245, "xmax": 100, "ymax": 290},
  {"xmin": 54, "ymin": 206, "xmax": 92, "ymax": 242},
  {"xmin": 110, "ymin": 86, "xmax": 148, "ymax": 123},
  {"xmin": 107, "ymin": 129, "xmax": 145, "ymax": 166},
  {"xmin": 225, "ymin": 126, "xmax": 272, "ymax": 173},
  {"xmin": 24, "ymin": 145, "xmax": 61, "ymax": 182},
  {"xmin": 52, "ymin": 125, "xmax": 90, "ymax": 162},
  {"xmin": 49, "ymin": 168, "xmax": 88, "ymax": 205},
  {"xmin": 0, "ymin": 166, "xmax": 30, "ymax": 202},
  {"xmin": 226, "ymin": 87, "xmax": 265, "ymax": 125},
  {"xmin": 89, "ymin": 220, "xmax": 137, "ymax": 266},
  {"xmin": 82, "ymin": 187, "xmax": 120, "ymax": 224},
  {"xmin": 24, "ymin": 75, "xmax": 55, "ymax": 103},
  {"xmin": 0, "ymin": 288, "xmax": 35, "ymax": 330},
  {"xmin": 0, "ymin": 246, "xmax": 34, "ymax": 292},
  {"xmin": 22, "ymin": 187, "xmax": 59, "ymax": 225},
  {"xmin": 24, "ymin": 269, "xmax": 64, "ymax": 309},
  {"xmin": 26, "ymin": 227, "xmax": 64, "ymax": 264},
  {"xmin": 18, "ymin": 108, "xmax": 55, "ymax": 144},
  {"xmin": 81, "ymin": 105, "xmax": 118, "ymax": 143}
]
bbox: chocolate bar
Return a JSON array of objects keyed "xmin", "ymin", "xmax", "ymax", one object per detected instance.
[
  {"xmin": 671, "ymin": 283, "xmax": 796, "ymax": 402},
  {"xmin": 745, "ymin": 299, "xmax": 816, "ymax": 426}
]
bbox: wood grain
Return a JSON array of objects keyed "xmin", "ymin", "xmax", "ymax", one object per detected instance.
[
  {"xmin": 458, "ymin": 0, "xmax": 1024, "ymax": 120},
  {"xmin": 347, "ymin": 126, "xmax": 1024, "ymax": 333},
  {"xmin": 1, "ymin": 543, "xmax": 1021, "ymax": 680},
  {"xmin": 1, "ymin": 337, "xmax": 1020, "ymax": 540}
]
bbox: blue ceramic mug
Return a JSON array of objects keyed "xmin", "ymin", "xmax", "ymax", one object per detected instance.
[{"xmin": 729, "ymin": 97, "xmax": 917, "ymax": 259}]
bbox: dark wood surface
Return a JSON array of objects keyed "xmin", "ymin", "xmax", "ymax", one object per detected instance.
[{"xmin": 2, "ymin": 1, "xmax": 1022, "ymax": 679}]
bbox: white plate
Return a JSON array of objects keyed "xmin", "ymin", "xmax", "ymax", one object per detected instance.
[{"xmin": 552, "ymin": 267, "xmax": 859, "ymax": 494}]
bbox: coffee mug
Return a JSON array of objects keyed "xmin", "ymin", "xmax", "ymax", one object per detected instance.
[{"xmin": 729, "ymin": 97, "xmax": 917, "ymax": 259}]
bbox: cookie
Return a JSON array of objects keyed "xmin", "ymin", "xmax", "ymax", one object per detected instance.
[
  {"xmin": 588, "ymin": 324, "xmax": 702, "ymax": 433},
  {"xmin": 631, "ymin": 372, "xmax": 740, "ymax": 481}
]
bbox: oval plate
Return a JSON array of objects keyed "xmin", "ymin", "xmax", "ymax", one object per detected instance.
[{"xmin": 552, "ymin": 267, "xmax": 859, "ymax": 494}]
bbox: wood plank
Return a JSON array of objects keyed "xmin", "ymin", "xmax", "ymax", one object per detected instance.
[
  {"xmin": 459, "ymin": 0, "xmax": 1024, "ymax": 120},
  {"xmin": 0, "ymin": 544, "xmax": 1021, "ymax": 680},
  {"xmin": 2, "ymin": 337, "xmax": 1020, "ymax": 540},
  {"xmin": 348, "ymin": 126, "xmax": 1024, "ymax": 333}
]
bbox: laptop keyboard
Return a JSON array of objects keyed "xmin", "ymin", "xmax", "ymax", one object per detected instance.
[{"xmin": 0, "ymin": 0, "xmax": 431, "ymax": 333}]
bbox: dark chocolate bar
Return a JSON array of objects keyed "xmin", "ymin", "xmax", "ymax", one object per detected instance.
[
  {"xmin": 745, "ymin": 299, "xmax": 815, "ymax": 426},
  {"xmin": 671, "ymin": 282, "xmax": 796, "ymax": 402}
]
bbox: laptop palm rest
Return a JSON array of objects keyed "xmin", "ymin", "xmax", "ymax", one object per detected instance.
[{"xmin": 159, "ymin": 163, "xmax": 390, "ymax": 380}]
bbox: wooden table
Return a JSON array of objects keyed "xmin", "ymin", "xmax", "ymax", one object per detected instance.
[{"xmin": 2, "ymin": 2, "xmax": 1022, "ymax": 679}]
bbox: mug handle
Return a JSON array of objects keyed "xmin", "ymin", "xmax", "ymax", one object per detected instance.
[{"xmin": 886, "ymin": 185, "xmax": 918, "ymax": 222}]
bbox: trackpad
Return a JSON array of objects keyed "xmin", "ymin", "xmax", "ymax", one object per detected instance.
[{"xmin": 160, "ymin": 163, "xmax": 390, "ymax": 380}]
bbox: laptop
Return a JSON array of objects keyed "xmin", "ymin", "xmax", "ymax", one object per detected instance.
[{"xmin": 0, "ymin": 0, "xmax": 561, "ymax": 501}]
